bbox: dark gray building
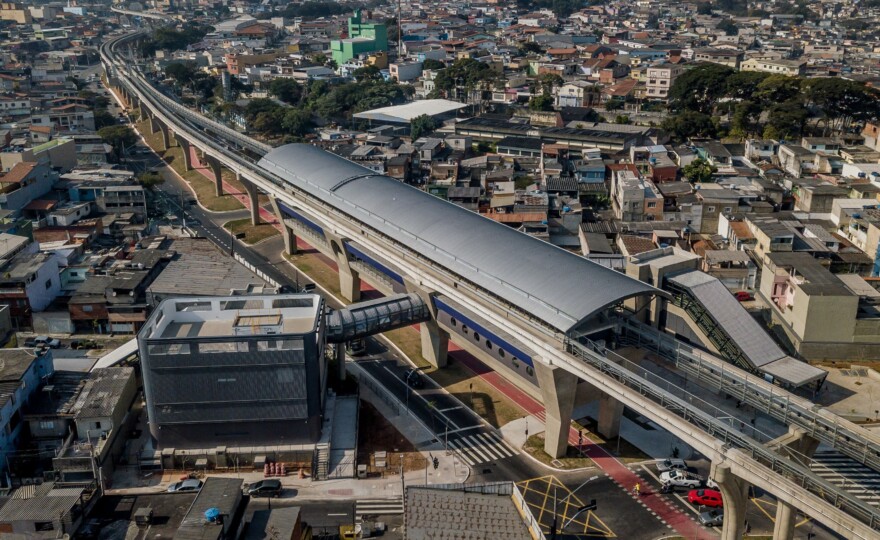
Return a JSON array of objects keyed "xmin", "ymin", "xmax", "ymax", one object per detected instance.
[{"xmin": 137, "ymin": 295, "xmax": 327, "ymax": 449}]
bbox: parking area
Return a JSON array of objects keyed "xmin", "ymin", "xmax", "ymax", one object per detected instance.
[{"xmin": 633, "ymin": 459, "xmax": 837, "ymax": 539}]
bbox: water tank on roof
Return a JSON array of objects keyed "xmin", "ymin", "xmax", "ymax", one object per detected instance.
[
  {"xmin": 204, "ymin": 508, "xmax": 220, "ymax": 522},
  {"xmin": 563, "ymin": 206, "xmax": 571, "ymax": 212},
  {"xmin": 649, "ymin": 157, "xmax": 657, "ymax": 164},
  {"xmin": 859, "ymin": 172, "xmax": 867, "ymax": 178}
]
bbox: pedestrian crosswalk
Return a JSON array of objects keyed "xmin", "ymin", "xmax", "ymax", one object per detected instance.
[
  {"xmin": 355, "ymin": 497, "xmax": 405, "ymax": 520},
  {"xmin": 448, "ymin": 431, "xmax": 519, "ymax": 466},
  {"xmin": 810, "ymin": 451, "xmax": 880, "ymax": 506}
]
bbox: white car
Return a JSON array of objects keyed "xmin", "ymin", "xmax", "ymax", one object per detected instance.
[
  {"xmin": 660, "ymin": 469, "xmax": 703, "ymax": 488},
  {"xmin": 33, "ymin": 336, "xmax": 61, "ymax": 349},
  {"xmin": 655, "ymin": 458, "xmax": 687, "ymax": 473}
]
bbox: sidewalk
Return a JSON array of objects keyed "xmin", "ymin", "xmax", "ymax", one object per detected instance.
[
  {"xmin": 187, "ymin": 147, "xmax": 278, "ymax": 226},
  {"xmin": 446, "ymin": 347, "xmax": 710, "ymax": 539}
]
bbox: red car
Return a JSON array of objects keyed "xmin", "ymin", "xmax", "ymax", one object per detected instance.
[
  {"xmin": 688, "ymin": 489, "xmax": 723, "ymax": 508},
  {"xmin": 734, "ymin": 291, "xmax": 753, "ymax": 302}
]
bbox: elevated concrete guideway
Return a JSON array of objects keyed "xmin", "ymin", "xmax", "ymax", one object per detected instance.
[{"xmin": 102, "ymin": 32, "xmax": 880, "ymax": 538}]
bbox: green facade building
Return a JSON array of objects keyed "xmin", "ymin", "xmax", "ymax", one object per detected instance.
[{"xmin": 330, "ymin": 10, "xmax": 388, "ymax": 65}]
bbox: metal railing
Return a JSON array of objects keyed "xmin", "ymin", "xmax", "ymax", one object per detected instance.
[
  {"xmin": 564, "ymin": 336, "xmax": 880, "ymax": 531},
  {"xmin": 103, "ymin": 33, "xmax": 880, "ymax": 533},
  {"xmin": 618, "ymin": 318, "xmax": 880, "ymax": 473}
]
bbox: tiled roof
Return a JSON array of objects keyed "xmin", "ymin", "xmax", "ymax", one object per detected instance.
[{"xmin": 0, "ymin": 162, "xmax": 35, "ymax": 184}]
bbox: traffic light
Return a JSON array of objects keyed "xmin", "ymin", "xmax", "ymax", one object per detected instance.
[{"xmin": 433, "ymin": 457, "xmax": 439, "ymax": 470}]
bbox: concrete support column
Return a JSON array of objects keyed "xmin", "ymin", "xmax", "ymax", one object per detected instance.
[
  {"xmin": 596, "ymin": 392, "xmax": 624, "ymax": 440},
  {"xmin": 770, "ymin": 427, "xmax": 820, "ymax": 540},
  {"xmin": 241, "ymin": 174, "xmax": 261, "ymax": 225},
  {"xmin": 177, "ymin": 138, "xmax": 192, "ymax": 172},
  {"xmin": 710, "ymin": 462, "xmax": 749, "ymax": 540},
  {"xmin": 158, "ymin": 122, "xmax": 170, "ymax": 151},
  {"xmin": 419, "ymin": 319, "xmax": 449, "ymax": 369},
  {"xmin": 325, "ymin": 232, "xmax": 360, "ymax": 302},
  {"xmin": 148, "ymin": 116, "xmax": 159, "ymax": 136},
  {"xmin": 269, "ymin": 197, "xmax": 297, "ymax": 255},
  {"xmin": 205, "ymin": 155, "xmax": 223, "ymax": 196},
  {"xmin": 534, "ymin": 360, "xmax": 577, "ymax": 459},
  {"xmin": 138, "ymin": 102, "xmax": 147, "ymax": 122}
]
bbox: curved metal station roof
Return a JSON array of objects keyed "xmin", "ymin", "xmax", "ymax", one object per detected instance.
[{"xmin": 259, "ymin": 144, "xmax": 659, "ymax": 333}]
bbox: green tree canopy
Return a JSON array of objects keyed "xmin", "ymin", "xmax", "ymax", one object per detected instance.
[
  {"xmin": 164, "ymin": 62, "xmax": 198, "ymax": 86},
  {"xmin": 717, "ymin": 19, "xmax": 738, "ymax": 35},
  {"xmin": 682, "ymin": 158, "xmax": 717, "ymax": 183},
  {"xmin": 410, "ymin": 114, "xmax": 437, "ymax": 141},
  {"xmin": 98, "ymin": 125, "xmax": 137, "ymax": 160},
  {"xmin": 529, "ymin": 94, "xmax": 554, "ymax": 112},
  {"xmin": 661, "ymin": 111, "xmax": 717, "ymax": 142},
  {"xmin": 433, "ymin": 58, "xmax": 496, "ymax": 93},
  {"xmin": 422, "ymin": 59, "xmax": 445, "ymax": 71},
  {"xmin": 281, "ymin": 108, "xmax": 313, "ymax": 137},
  {"xmin": 268, "ymin": 78, "xmax": 302, "ymax": 105},
  {"xmin": 667, "ymin": 63, "xmax": 735, "ymax": 114}
]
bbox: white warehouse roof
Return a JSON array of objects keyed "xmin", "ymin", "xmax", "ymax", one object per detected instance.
[{"xmin": 352, "ymin": 99, "xmax": 467, "ymax": 123}]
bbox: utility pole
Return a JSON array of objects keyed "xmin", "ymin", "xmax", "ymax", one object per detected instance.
[{"xmin": 397, "ymin": 0, "xmax": 402, "ymax": 60}]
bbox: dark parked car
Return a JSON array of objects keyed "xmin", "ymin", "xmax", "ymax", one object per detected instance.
[
  {"xmin": 246, "ymin": 479, "xmax": 283, "ymax": 498},
  {"xmin": 405, "ymin": 368, "xmax": 424, "ymax": 389},
  {"xmin": 71, "ymin": 339, "xmax": 99, "ymax": 350},
  {"xmin": 346, "ymin": 339, "xmax": 366, "ymax": 356}
]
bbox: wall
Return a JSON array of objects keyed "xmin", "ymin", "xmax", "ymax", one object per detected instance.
[{"xmin": 23, "ymin": 256, "xmax": 61, "ymax": 312}]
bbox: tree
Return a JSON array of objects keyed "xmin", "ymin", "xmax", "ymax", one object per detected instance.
[
  {"xmin": 765, "ymin": 101, "xmax": 808, "ymax": 140},
  {"xmin": 164, "ymin": 62, "xmax": 197, "ymax": 86},
  {"xmin": 433, "ymin": 58, "xmax": 495, "ymax": 94},
  {"xmin": 614, "ymin": 115, "xmax": 631, "ymax": 124},
  {"xmin": 725, "ymin": 71, "xmax": 769, "ymax": 100},
  {"xmin": 268, "ymin": 78, "xmax": 302, "ymax": 105},
  {"xmin": 537, "ymin": 73, "xmax": 564, "ymax": 95},
  {"xmin": 98, "ymin": 125, "xmax": 137, "ymax": 160},
  {"xmin": 605, "ymin": 98, "xmax": 625, "ymax": 111},
  {"xmin": 519, "ymin": 41, "xmax": 543, "ymax": 54},
  {"xmin": 281, "ymin": 108, "xmax": 313, "ymax": 137},
  {"xmin": 754, "ymin": 75, "xmax": 801, "ymax": 103},
  {"xmin": 730, "ymin": 100, "xmax": 761, "ymax": 138},
  {"xmin": 667, "ymin": 63, "xmax": 735, "ymax": 114},
  {"xmin": 661, "ymin": 111, "xmax": 716, "ymax": 141},
  {"xmin": 717, "ymin": 19, "xmax": 738, "ymax": 35},
  {"xmin": 410, "ymin": 114, "xmax": 436, "ymax": 141},
  {"xmin": 422, "ymin": 59, "xmax": 445, "ymax": 70},
  {"xmin": 682, "ymin": 158, "xmax": 717, "ymax": 183},
  {"xmin": 353, "ymin": 65, "xmax": 382, "ymax": 82},
  {"xmin": 529, "ymin": 94, "xmax": 554, "ymax": 111},
  {"xmin": 94, "ymin": 110, "xmax": 117, "ymax": 130},
  {"xmin": 138, "ymin": 171, "xmax": 165, "ymax": 190},
  {"xmin": 803, "ymin": 78, "xmax": 880, "ymax": 133},
  {"xmin": 696, "ymin": 2, "xmax": 712, "ymax": 14}
]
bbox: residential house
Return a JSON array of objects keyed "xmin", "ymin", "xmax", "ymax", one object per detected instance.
[{"xmin": 0, "ymin": 349, "xmax": 54, "ymax": 474}]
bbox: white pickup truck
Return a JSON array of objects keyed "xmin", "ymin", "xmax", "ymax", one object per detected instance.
[{"xmin": 660, "ymin": 469, "xmax": 704, "ymax": 488}]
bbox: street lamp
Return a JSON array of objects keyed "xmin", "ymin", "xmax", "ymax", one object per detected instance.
[{"xmin": 550, "ymin": 475, "xmax": 599, "ymax": 540}]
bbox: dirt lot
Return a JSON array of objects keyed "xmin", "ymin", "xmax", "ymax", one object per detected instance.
[{"xmin": 357, "ymin": 400, "xmax": 426, "ymax": 474}]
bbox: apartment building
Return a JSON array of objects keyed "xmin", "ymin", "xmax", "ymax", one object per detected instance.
[
  {"xmin": 741, "ymin": 57, "xmax": 806, "ymax": 76},
  {"xmin": 760, "ymin": 252, "xmax": 880, "ymax": 360},
  {"xmin": 645, "ymin": 63, "xmax": 684, "ymax": 100},
  {"xmin": 693, "ymin": 48, "xmax": 744, "ymax": 69},
  {"xmin": 611, "ymin": 168, "xmax": 664, "ymax": 221}
]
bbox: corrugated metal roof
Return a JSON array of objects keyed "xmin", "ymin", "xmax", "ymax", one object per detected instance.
[
  {"xmin": 668, "ymin": 271, "xmax": 785, "ymax": 367},
  {"xmin": 260, "ymin": 145, "xmax": 659, "ymax": 332}
]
